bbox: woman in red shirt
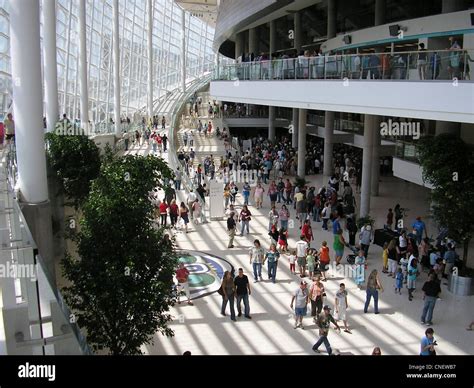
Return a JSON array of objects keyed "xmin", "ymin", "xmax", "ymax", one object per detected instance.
[
  {"xmin": 318, "ymin": 241, "xmax": 330, "ymax": 281},
  {"xmin": 301, "ymin": 219, "xmax": 314, "ymax": 247},
  {"xmin": 169, "ymin": 199, "xmax": 179, "ymax": 228},
  {"xmin": 159, "ymin": 201, "xmax": 168, "ymax": 226}
]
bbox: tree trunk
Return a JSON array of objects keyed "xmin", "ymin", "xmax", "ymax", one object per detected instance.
[{"xmin": 463, "ymin": 238, "xmax": 469, "ymax": 268}]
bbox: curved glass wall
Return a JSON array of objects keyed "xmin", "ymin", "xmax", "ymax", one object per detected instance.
[{"xmin": 0, "ymin": 0, "xmax": 215, "ymax": 122}]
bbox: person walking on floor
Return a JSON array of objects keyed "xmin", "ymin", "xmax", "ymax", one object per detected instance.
[
  {"xmin": 234, "ymin": 268, "xmax": 252, "ymax": 319},
  {"xmin": 264, "ymin": 243, "xmax": 280, "ymax": 283},
  {"xmin": 227, "ymin": 212, "xmax": 236, "ymax": 248},
  {"xmin": 421, "ymin": 273, "xmax": 441, "ymax": 326},
  {"xmin": 335, "ymin": 283, "xmax": 351, "ymax": 333},
  {"xmin": 220, "ymin": 270, "xmax": 236, "ymax": 321},
  {"xmin": 290, "ymin": 280, "xmax": 309, "ymax": 329},
  {"xmin": 364, "ymin": 269, "xmax": 384, "ymax": 314},
  {"xmin": 249, "ymin": 239, "xmax": 265, "ymax": 282},
  {"xmin": 312, "ymin": 305, "xmax": 341, "ymax": 355},
  {"xmin": 176, "ymin": 262, "xmax": 194, "ymax": 305}
]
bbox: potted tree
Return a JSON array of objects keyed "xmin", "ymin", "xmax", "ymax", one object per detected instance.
[{"xmin": 417, "ymin": 134, "xmax": 474, "ymax": 295}]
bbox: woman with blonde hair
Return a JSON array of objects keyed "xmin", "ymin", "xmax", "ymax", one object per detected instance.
[
  {"xmin": 364, "ymin": 269, "xmax": 384, "ymax": 314},
  {"xmin": 220, "ymin": 271, "xmax": 236, "ymax": 321}
]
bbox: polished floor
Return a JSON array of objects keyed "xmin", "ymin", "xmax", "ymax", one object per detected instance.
[{"xmin": 127, "ymin": 105, "xmax": 474, "ymax": 356}]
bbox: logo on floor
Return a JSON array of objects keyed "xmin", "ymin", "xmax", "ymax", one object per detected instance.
[{"xmin": 178, "ymin": 251, "xmax": 233, "ymax": 299}]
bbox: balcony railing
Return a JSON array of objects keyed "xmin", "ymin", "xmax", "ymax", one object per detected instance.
[
  {"xmin": 1, "ymin": 149, "xmax": 91, "ymax": 355},
  {"xmin": 213, "ymin": 49, "xmax": 474, "ymax": 82}
]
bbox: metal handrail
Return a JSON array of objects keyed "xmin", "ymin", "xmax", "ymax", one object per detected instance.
[
  {"xmin": 214, "ymin": 48, "xmax": 474, "ymax": 82},
  {"xmin": 167, "ymin": 75, "xmax": 212, "ymax": 223}
]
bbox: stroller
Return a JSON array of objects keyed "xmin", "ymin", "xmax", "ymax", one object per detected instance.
[{"xmin": 345, "ymin": 244, "xmax": 359, "ymax": 264}]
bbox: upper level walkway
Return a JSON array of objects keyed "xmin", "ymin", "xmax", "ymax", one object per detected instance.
[{"xmin": 211, "ymin": 49, "xmax": 474, "ymax": 123}]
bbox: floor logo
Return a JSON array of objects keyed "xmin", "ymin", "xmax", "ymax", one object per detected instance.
[{"xmin": 178, "ymin": 250, "xmax": 234, "ymax": 299}]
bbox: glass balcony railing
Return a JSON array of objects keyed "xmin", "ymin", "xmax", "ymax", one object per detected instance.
[
  {"xmin": 1, "ymin": 148, "xmax": 91, "ymax": 355},
  {"xmin": 214, "ymin": 49, "xmax": 474, "ymax": 82}
]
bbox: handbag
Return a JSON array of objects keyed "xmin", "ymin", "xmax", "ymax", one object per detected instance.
[{"xmin": 217, "ymin": 286, "xmax": 224, "ymax": 296}]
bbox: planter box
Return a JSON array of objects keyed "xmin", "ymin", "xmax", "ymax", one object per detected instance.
[{"xmin": 448, "ymin": 273, "xmax": 474, "ymax": 296}]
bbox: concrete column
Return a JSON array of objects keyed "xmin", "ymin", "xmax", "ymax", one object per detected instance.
[
  {"xmin": 297, "ymin": 109, "xmax": 307, "ymax": 178},
  {"xmin": 374, "ymin": 0, "xmax": 386, "ymax": 26},
  {"xmin": 294, "ymin": 12, "xmax": 302, "ymax": 52},
  {"xmin": 249, "ymin": 27, "xmax": 257, "ymax": 56},
  {"xmin": 327, "ymin": 0, "xmax": 337, "ymax": 39},
  {"xmin": 360, "ymin": 115, "xmax": 375, "ymax": 218},
  {"xmin": 43, "ymin": 0, "xmax": 59, "ymax": 133},
  {"xmin": 235, "ymin": 32, "xmax": 243, "ymax": 59},
  {"xmin": 268, "ymin": 106, "xmax": 275, "ymax": 142},
  {"xmin": 442, "ymin": 0, "xmax": 466, "ymax": 13},
  {"xmin": 147, "ymin": 0, "xmax": 153, "ymax": 118},
  {"xmin": 78, "ymin": 0, "xmax": 89, "ymax": 129},
  {"xmin": 10, "ymin": 1, "xmax": 48, "ymax": 204},
  {"xmin": 10, "ymin": 0, "xmax": 55, "ymax": 284},
  {"xmin": 371, "ymin": 116, "xmax": 381, "ymax": 196},
  {"xmin": 181, "ymin": 8, "xmax": 186, "ymax": 92},
  {"xmin": 113, "ymin": 0, "xmax": 121, "ymax": 135},
  {"xmin": 269, "ymin": 20, "xmax": 276, "ymax": 59},
  {"xmin": 292, "ymin": 108, "xmax": 299, "ymax": 148},
  {"xmin": 323, "ymin": 111, "xmax": 334, "ymax": 178},
  {"xmin": 435, "ymin": 121, "xmax": 460, "ymax": 136}
]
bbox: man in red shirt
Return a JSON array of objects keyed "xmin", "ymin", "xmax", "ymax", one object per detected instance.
[{"xmin": 176, "ymin": 263, "xmax": 193, "ymax": 305}]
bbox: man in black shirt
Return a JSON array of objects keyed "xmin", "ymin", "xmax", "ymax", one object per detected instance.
[
  {"xmin": 227, "ymin": 212, "xmax": 236, "ymax": 248},
  {"xmin": 421, "ymin": 273, "xmax": 442, "ymax": 326},
  {"xmin": 234, "ymin": 268, "xmax": 251, "ymax": 319}
]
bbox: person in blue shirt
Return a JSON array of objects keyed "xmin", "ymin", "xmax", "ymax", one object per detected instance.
[
  {"xmin": 420, "ymin": 328, "xmax": 437, "ymax": 356},
  {"xmin": 443, "ymin": 244, "xmax": 458, "ymax": 278},
  {"xmin": 332, "ymin": 214, "xmax": 342, "ymax": 235},
  {"xmin": 412, "ymin": 216, "xmax": 427, "ymax": 245}
]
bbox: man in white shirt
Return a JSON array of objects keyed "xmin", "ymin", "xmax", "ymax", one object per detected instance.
[
  {"xmin": 187, "ymin": 190, "xmax": 197, "ymax": 220},
  {"xmin": 295, "ymin": 237, "xmax": 309, "ymax": 278}
]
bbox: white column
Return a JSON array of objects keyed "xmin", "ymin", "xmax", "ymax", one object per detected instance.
[
  {"xmin": 268, "ymin": 106, "xmax": 275, "ymax": 142},
  {"xmin": 297, "ymin": 109, "xmax": 307, "ymax": 178},
  {"xmin": 323, "ymin": 111, "xmax": 334, "ymax": 178},
  {"xmin": 43, "ymin": 0, "xmax": 59, "ymax": 133},
  {"xmin": 360, "ymin": 115, "xmax": 375, "ymax": 218},
  {"xmin": 147, "ymin": 0, "xmax": 153, "ymax": 118},
  {"xmin": 78, "ymin": 0, "xmax": 89, "ymax": 130},
  {"xmin": 371, "ymin": 117, "xmax": 381, "ymax": 196},
  {"xmin": 10, "ymin": 0, "xmax": 48, "ymax": 203},
  {"xmin": 292, "ymin": 108, "xmax": 299, "ymax": 148},
  {"xmin": 113, "ymin": 0, "xmax": 121, "ymax": 135},
  {"xmin": 181, "ymin": 8, "xmax": 186, "ymax": 93},
  {"xmin": 235, "ymin": 32, "xmax": 243, "ymax": 59}
]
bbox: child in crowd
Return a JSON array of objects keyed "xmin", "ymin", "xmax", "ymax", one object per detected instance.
[
  {"xmin": 288, "ymin": 250, "xmax": 297, "ymax": 275},
  {"xmin": 306, "ymin": 249, "xmax": 316, "ymax": 279},
  {"xmin": 382, "ymin": 242, "xmax": 389, "ymax": 273},
  {"xmin": 399, "ymin": 254, "xmax": 409, "ymax": 284},
  {"xmin": 395, "ymin": 268, "xmax": 404, "ymax": 294},
  {"xmin": 278, "ymin": 228, "xmax": 288, "ymax": 252},
  {"xmin": 407, "ymin": 258, "xmax": 418, "ymax": 301}
]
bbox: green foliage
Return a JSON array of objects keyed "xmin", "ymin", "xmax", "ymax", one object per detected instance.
[
  {"xmin": 45, "ymin": 133, "xmax": 101, "ymax": 208},
  {"xmin": 62, "ymin": 155, "xmax": 178, "ymax": 355},
  {"xmin": 417, "ymin": 134, "xmax": 474, "ymax": 265},
  {"xmin": 293, "ymin": 176, "xmax": 309, "ymax": 188}
]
